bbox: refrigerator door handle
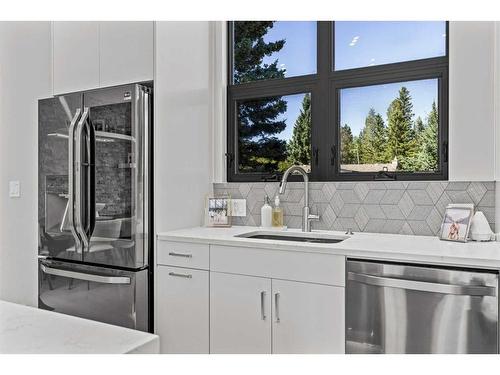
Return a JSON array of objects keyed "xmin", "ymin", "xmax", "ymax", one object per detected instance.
[
  {"xmin": 68, "ymin": 108, "xmax": 82, "ymax": 252},
  {"xmin": 40, "ymin": 264, "xmax": 131, "ymax": 285},
  {"xmin": 84, "ymin": 116, "xmax": 96, "ymax": 239},
  {"xmin": 143, "ymin": 87, "xmax": 150, "ymax": 266},
  {"xmin": 75, "ymin": 107, "xmax": 90, "ymax": 252}
]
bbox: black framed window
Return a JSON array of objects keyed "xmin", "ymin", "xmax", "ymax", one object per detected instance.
[{"xmin": 227, "ymin": 21, "xmax": 449, "ymax": 182}]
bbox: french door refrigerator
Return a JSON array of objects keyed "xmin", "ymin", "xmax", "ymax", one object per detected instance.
[{"xmin": 38, "ymin": 83, "xmax": 153, "ymax": 332}]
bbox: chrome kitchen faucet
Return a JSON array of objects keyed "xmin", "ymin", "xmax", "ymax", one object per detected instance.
[{"xmin": 279, "ymin": 165, "xmax": 320, "ymax": 232}]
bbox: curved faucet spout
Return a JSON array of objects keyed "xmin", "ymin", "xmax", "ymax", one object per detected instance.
[
  {"xmin": 279, "ymin": 165, "xmax": 309, "ymax": 195},
  {"xmin": 279, "ymin": 166, "xmax": 317, "ymax": 232}
]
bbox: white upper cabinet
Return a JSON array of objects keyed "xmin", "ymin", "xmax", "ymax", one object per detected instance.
[
  {"xmin": 99, "ymin": 21, "xmax": 154, "ymax": 87},
  {"xmin": 52, "ymin": 22, "xmax": 99, "ymax": 95},
  {"xmin": 52, "ymin": 21, "xmax": 153, "ymax": 95}
]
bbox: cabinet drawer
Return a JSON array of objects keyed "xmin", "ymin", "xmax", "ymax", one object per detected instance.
[
  {"xmin": 157, "ymin": 241, "xmax": 209, "ymax": 270},
  {"xmin": 210, "ymin": 245, "xmax": 345, "ymax": 286}
]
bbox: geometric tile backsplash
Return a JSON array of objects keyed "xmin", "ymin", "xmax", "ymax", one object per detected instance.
[{"xmin": 213, "ymin": 181, "xmax": 496, "ymax": 236}]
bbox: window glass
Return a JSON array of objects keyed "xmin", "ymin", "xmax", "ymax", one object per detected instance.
[
  {"xmin": 233, "ymin": 21, "xmax": 317, "ymax": 84},
  {"xmin": 339, "ymin": 79, "xmax": 439, "ymax": 173},
  {"xmin": 237, "ymin": 93, "xmax": 311, "ymax": 174},
  {"xmin": 335, "ymin": 21, "xmax": 446, "ymax": 70}
]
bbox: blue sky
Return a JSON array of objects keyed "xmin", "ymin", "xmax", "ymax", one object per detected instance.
[{"xmin": 260, "ymin": 21, "xmax": 445, "ymax": 140}]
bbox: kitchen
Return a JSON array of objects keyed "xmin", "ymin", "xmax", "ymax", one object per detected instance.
[{"xmin": 1, "ymin": 0, "xmax": 500, "ymax": 373}]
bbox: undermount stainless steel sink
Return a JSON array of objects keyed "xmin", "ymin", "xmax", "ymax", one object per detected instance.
[{"xmin": 236, "ymin": 231, "xmax": 348, "ymax": 244}]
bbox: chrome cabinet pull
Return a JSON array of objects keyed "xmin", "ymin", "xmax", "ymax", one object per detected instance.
[
  {"xmin": 168, "ymin": 252, "xmax": 193, "ymax": 258},
  {"xmin": 260, "ymin": 291, "xmax": 266, "ymax": 320},
  {"xmin": 275, "ymin": 292, "xmax": 280, "ymax": 323},
  {"xmin": 168, "ymin": 272, "xmax": 192, "ymax": 279}
]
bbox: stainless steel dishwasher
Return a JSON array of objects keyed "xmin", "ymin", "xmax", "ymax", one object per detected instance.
[{"xmin": 346, "ymin": 259, "xmax": 499, "ymax": 354}]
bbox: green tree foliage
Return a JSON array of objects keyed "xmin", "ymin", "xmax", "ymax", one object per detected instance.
[
  {"xmin": 233, "ymin": 22, "xmax": 285, "ymax": 84},
  {"xmin": 386, "ymin": 87, "xmax": 417, "ymax": 166},
  {"xmin": 414, "ymin": 116, "xmax": 425, "ymax": 136},
  {"xmin": 412, "ymin": 101, "xmax": 439, "ymax": 171},
  {"xmin": 340, "ymin": 124, "xmax": 357, "ymax": 164},
  {"xmin": 285, "ymin": 94, "xmax": 311, "ymax": 170},
  {"xmin": 234, "ymin": 22, "xmax": 288, "ymax": 173},
  {"xmin": 398, "ymin": 87, "xmax": 414, "ymax": 125},
  {"xmin": 339, "ymin": 86, "xmax": 438, "ymax": 173},
  {"xmin": 359, "ymin": 108, "xmax": 389, "ymax": 164}
]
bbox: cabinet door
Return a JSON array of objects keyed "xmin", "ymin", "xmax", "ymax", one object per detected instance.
[
  {"xmin": 156, "ymin": 266, "xmax": 209, "ymax": 353},
  {"xmin": 272, "ymin": 280, "xmax": 345, "ymax": 354},
  {"xmin": 99, "ymin": 21, "xmax": 154, "ymax": 87},
  {"xmin": 210, "ymin": 272, "xmax": 272, "ymax": 353},
  {"xmin": 52, "ymin": 21, "xmax": 99, "ymax": 94}
]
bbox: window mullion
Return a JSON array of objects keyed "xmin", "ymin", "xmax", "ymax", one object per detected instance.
[{"xmin": 310, "ymin": 21, "xmax": 333, "ymax": 181}]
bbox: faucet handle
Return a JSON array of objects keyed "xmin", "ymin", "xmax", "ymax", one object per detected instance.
[{"xmin": 308, "ymin": 214, "xmax": 320, "ymax": 222}]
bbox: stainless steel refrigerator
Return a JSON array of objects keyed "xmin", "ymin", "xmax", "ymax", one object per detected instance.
[{"xmin": 38, "ymin": 83, "xmax": 153, "ymax": 332}]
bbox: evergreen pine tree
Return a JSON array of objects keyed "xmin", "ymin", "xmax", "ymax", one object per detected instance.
[
  {"xmin": 414, "ymin": 116, "xmax": 425, "ymax": 136},
  {"xmin": 340, "ymin": 124, "xmax": 357, "ymax": 164},
  {"xmin": 413, "ymin": 101, "xmax": 439, "ymax": 171},
  {"xmin": 234, "ymin": 22, "xmax": 288, "ymax": 173},
  {"xmin": 386, "ymin": 87, "xmax": 417, "ymax": 170},
  {"xmin": 359, "ymin": 108, "xmax": 389, "ymax": 164},
  {"xmin": 398, "ymin": 87, "xmax": 414, "ymax": 127},
  {"xmin": 286, "ymin": 94, "xmax": 311, "ymax": 169}
]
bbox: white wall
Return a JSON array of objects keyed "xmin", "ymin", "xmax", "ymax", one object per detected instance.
[
  {"xmin": 212, "ymin": 21, "xmax": 498, "ymax": 183},
  {"xmin": 449, "ymin": 21, "xmax": 495, "ymax": 181},
  {"xmin": 0, "ymin": 22, "xmax": 52, "ymax": 306},
  {"xmin": 494, "ymin": 22, "xmax": 500, "ymax": 229},
  {"xmin": 154, "ymin": 21, "xmax": 213, "ymax": 233}
]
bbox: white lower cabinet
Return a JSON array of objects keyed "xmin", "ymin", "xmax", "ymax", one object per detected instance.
[
  {"xmin": 272, "ymin": 279, "xmax": 345, "ymax": 354},
  {"xmin": 156, "ymin": 265, "xmax": 209, "ymax": 354},
  {"xmin": 210, "ymin": 272, "xmax": 272, "ymax": 354},
  {"xmin": 209, "ymin": 272, "xmax": 345, "ymax": 354},
  {"xmin": 156, "ymin": 241, "xmax": 346, "ymax": 354}
]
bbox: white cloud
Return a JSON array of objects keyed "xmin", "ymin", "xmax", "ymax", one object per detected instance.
[{"xmin": 349, "ymin": 36, "xmax": 360, "ymax": 47}]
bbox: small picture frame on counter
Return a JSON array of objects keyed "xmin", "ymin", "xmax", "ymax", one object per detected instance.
[
  {"xmin": 439, "ymin": 204, "xmax": 474, "ymax": 242},
  {"xmin": 205, "ymin": 195, "xmax": 232, "ymax": 227}
]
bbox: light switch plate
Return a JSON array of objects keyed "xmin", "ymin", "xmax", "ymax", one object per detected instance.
[
  {"xmin": 230, "ymin": 199, "xmax": 247, "ymax": 217},
  {"xmin": 9, "ymin": 181, "xmax": 20, "ymax": 198}
]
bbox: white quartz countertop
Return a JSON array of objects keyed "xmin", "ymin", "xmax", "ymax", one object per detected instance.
[
  {"xmin": 158, "ymin": 226, "xmax": 500, "ymax": 269},
  {"xmin": 0, "ymin": 301, "xmax": 159, "ymax": 354}
]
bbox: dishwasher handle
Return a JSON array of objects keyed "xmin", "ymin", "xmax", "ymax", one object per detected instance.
[{"xmin": 348, "ymin": 272, "xmax": 497, "ymax": 297}]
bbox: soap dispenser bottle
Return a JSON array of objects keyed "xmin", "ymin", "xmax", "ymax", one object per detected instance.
[
  {"xmin": 272, "ymin": 195, "xmax": 284, "ymax": 228},
  {"xmin": 261, "ymin": 195, "xmax": 272, "ymax": 228}
]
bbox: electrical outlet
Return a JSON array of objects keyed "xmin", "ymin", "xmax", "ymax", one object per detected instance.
[
  {"xmin": 230, "ymin": 199, "xmax": 247, "ymax": 217},
  {"xmin": 9, "ymin": 181, "xmax": 20, "ymax": 198}
]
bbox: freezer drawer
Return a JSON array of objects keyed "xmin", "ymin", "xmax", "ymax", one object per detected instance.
[
  {"xmin": 38, "ymin": 259, "xmax": 148, "ymax": 331},
  {"xmin": 346, "ymin": 260, "xmax": 499, "ymax": 354}
]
